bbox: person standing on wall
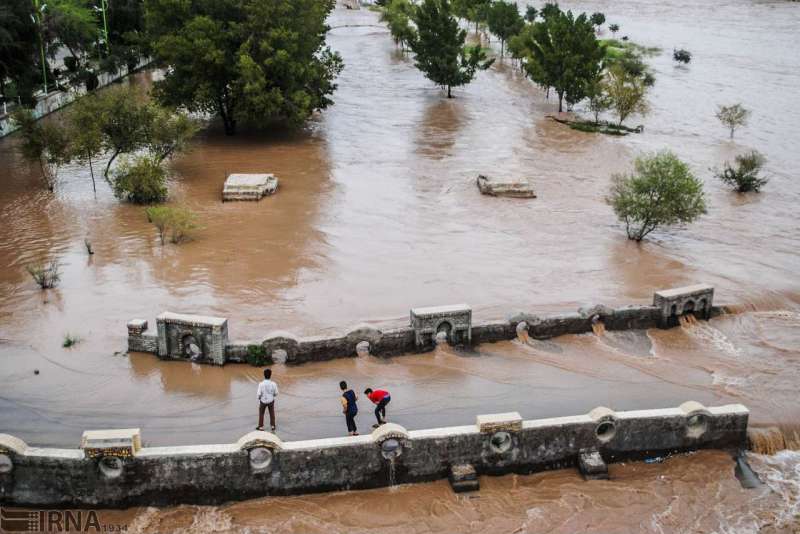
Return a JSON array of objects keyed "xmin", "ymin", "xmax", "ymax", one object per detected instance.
[
  {"xmin": 256, "ymin": 368, "xmax": 278, "ymax": 432},
  {"xmin": 364, "ymin": 387, "xmax": 390, "ymax": 428},
  {"xmin": 340, "ymin": 381, "xmax": 359, "ymax": 436}
]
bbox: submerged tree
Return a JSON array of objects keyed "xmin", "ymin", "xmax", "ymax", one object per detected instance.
[
  {"xmin": 603, "ymin": 64, "xmax": 649, "ymax": 126},
  {"xmin": 584, "ymin": 75, "xmax": 610, "ymax": 124},
  {"xmin": 380, "ymin": 0, "xmax": 417, "ymax": 51},
  {"xmin": 66, "ymin": 94, "xmax": 104, "ymax": 192},
  {"xmin": 607, "ymin": 151, "xmax": 706, "ymax": 242},
  {"xmin": 673, "ymin": 48, "xmax": 692, "ymax": 64},
  {"xmin": 145, "ymin": 205, "xmax": 199, "ymax": 244},
  {"xmin": 716, "ymin": 151, "xmax": 768, "ymax": 193},
  {"xmin": 716, "ymin": 103, "xmax": 749, "ymax": 139},
  {"xmin": 486, "ymin": 1, "xmax": 523, "ymax": 57},
  {"xmin": 410, "ymin": 0, "xmax": 493, "ymax": 98},
  {"xmin": 113, "ymin": 155, "xmax": 168, "ymax": 204},
  {"xmin": 519, "ymin": 5, "xmax": 604, "ymax": 111},
  {"xmin": 145, "ymin": 0, "xmax": 343, "ymax": 135},
  {"xmin": 609, "ymin": 23, "xmax": 619, "ymax": 36},
  {"xmin": 589, "ymin": 12, "xmax": 605, "ymax": 27},
  {"xmin": 11, "ymin": 109, "xmax": 71, "ymax": 190}
]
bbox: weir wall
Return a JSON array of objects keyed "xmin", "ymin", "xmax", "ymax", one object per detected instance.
[
  {"xmin": 0, "ymin": 402, "xmax": 748, "ymax": 507},
  {"xmin": 128, "ymin": 284, "xmax": 722, "ymax": 366}
]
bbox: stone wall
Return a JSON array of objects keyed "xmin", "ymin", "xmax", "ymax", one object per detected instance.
[
  {"xmin": 0, "ymin": 402, "xmax": 748, "ymax": 507},
  {"xmin": 127, "ymin": 285, "xmax": 723, "ymax": 366}
]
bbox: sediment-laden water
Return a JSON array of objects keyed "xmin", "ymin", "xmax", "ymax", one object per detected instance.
[{"xmin": 1, "ymin": 0, "xmax": 799, "ymax": 531}]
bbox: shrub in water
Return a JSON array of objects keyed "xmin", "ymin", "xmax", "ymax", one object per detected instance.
[
  {"xmin": 716, "ymin": 151, "xmax": 768, "ymax": 193},
  {"xmin": 673, "ymin": 48, "xmax": 691, "ymax": 63},
  {"xmin": 26, "ymin": 260, "xmax": 61, "ymax": 289},
  {"xmin": 113, "ymin": 155, "xmax": 168, "ymax": 204},
  {"xmin": 144, "ymin": 206, "xmax": 200, "ymax": 245}
]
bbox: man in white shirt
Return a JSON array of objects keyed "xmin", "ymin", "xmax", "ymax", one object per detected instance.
[{"xmin": 256, "ymin": 368, "xmax": 279, "ymax": 431}]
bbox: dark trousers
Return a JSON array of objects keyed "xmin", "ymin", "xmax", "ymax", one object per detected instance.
[
  {"xmin": 374, "ymin": 397, "xmax": 390, "ymax": 424},
  {"xmin": 345, "ymin": 411, "xmax": 357, "ymax": 433},
  {"xmin": 259, "ymin": 401, "xmax": 275, "ymax": 429}
]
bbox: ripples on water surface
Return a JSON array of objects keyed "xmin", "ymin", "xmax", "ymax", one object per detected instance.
[{"xmin": 1, "ymin": 0, "xmax": 799, "ymax": 531}]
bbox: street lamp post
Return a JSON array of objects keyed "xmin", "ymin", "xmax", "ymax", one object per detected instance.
[
  {"xmin": 100, "ymin": 0, "xmax": 110, "ymax": 54},
  {"xmin": 32, "ymin": 0, "xmax": 48, "ymax": 96}
]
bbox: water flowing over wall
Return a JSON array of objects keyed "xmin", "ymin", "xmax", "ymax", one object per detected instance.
[
  {"xmin": 127, "ymin": 285, "xmax": 721, "ymax": 366},
  {"xmin": 0, "ymin": 402, "xmax": 748, "ymax": 507}
]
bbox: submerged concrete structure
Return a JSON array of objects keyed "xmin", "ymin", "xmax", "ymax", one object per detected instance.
[
  {"xmin": 0, "ymin": 402, "xmax": 748, "ymax": 507},
  {"xmin": 653, "ymin": 283, "xmax": 714, "ymax": 327},
  {"xmin": 476, "ymin": 175, "xmax": 537, "ymax": 198},
  {"xmin": 222, "ymin": 173, "xmax": 278, "ymax": 201},
  {"xmin": 410, "ymin": 304, "xmax": 472, "ymax": 348},
  {"xmin": 127, "ymin": 285, "xmax": 723, "ymax": 366}
]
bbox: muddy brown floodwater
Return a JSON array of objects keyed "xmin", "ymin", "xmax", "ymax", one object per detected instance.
[{"xmin": 1, "ymin": 0, "xmax": 800, "ymax": 531}]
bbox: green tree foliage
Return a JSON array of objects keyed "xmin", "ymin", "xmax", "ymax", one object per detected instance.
[
  {"xmin": 113, "ymin": 155, "xmax": 168, "ymax": 203},
  {"xmin": 107, "ymin": 0, "xmax": 145, "ymax": 66},
  {"xmin": 45, "ymin": 0, "xmax": 97, "ymax": 62},
  {"xmin": 518, "ymin": 4, "xmax": 604, "ymax": 111},
  {"xmin": 673, "ymin": 48, "xmax": 691, "ymax": 64},
  {"xmin": 93, "ymin": 85, "xmax": 153, "ymax": 178},
  {"xmin": 145, "ymin": 107, "xmax": 201, "ymax": 163},
  {"xmin": 410, "ymin": 0, "xmax": 494, "ymax": 98},
  {"xmin": 716, "ymin": 151, "xmax": 768, "ymax": 193},
  {"xmin": 486, "ymin": 1, "xmax": 524, "ymax": 57},
  {"xmin": 380, "ymin": 0, "xmax": 417, "ymax": 51},
  {"xmin": 452, "ymin": 0, "xmax": 490, "ymax": 32},
  {"xmin": 607, "ymin": 151, "xmax": 706, "ymax": 241},
  {"xmin": 584, "ymin": 75, "xmax": 610, "ymax": 124},
  {"xmin": 65, "ymin": 94, "xmax": 104, "ymax": 191},
  {"xmin": 524, "ymin": 6, "xmax": 537, "ymax": 22},
  {"xmin": 603, "ymin": 64, "xmax": 649, "ymax": 126},
  {"xmin": 609, "ymin": 23, "xmax": 619, "ymax": 35},
  {"xmin": 11, "ymin": 109, "xmax": 71, "ymax": 190},
  {"xmin": 716, "ymin": 103, "xmax": 749, "ymax": 139},
  {"xmin": 0, "ymin": 0, "xmax": 40, "ymax": 104},
  {"xmin": 589, "ymin": 12, "xmax": 605, "ymax": 27},
  {"xmin": 145, "ymin": 0, "xmax": 343, "ymax": 135}
]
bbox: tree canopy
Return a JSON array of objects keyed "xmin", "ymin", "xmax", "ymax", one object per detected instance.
[
  {"xmin": 603, "ymin": 64, "xmax": 649, "ymax": 126},
  {"xmin": 486, "ymin": 1, "xmax": 524, "ymax": 57},
  {"xmin": 716, "ymin": 103, "xmax": 749, "ymax": 139},
  {"xmin": 410, "ymin": 0, "xmax": 493, "ymax": 98},
  {"xmin": 145, "ymin": 0, "xmax": 343, "ymax": 135},
  {"xmin": 607, "ymin": 151, "xmax": 706, "ymax": 241},
  {"xmin": 517, "ymin": 5, "xmax": 604, "ymax": 111},
  {"xmin": 380, "ymin": 0, "xmax": 417, "ymax": 51}
]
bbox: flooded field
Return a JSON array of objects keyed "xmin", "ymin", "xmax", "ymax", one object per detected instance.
[{"xmin": 1, "ymin": 0, "xmax": 799, "ymax": 531}]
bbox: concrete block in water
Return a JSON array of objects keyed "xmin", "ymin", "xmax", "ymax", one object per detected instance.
[
  {"xmin": 476, "ymin": 175, "xmax": 537, "ymax": 198},
  {"xmin": 578, "ymin": 448, "xmax": 608, "ymax": 480},
  {"xmin": 449, "ymin": 463, "xmax": 479, "ymax": 492},
  {"xmin": 222, "ymin": 173, "xmax": 278, "ymax": 201},
  {"xmin": 81, "ymin": 428, "xmax": 141, "ymax": 459},
  {"xmin": 477, "ymin": 412, "xmax": 523, "ymax": 434}
]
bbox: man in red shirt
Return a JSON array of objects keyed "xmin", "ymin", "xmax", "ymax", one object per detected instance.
[{"xmin": 364, "ymin": 387, "xmax": 391, "ymax": 428}]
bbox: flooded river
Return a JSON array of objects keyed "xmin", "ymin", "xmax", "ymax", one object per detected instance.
[{"xmin": 1, "ymin": 0, "xmax": 799, "ymax": 531}]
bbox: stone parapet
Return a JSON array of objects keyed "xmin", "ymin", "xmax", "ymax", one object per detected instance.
[{"xmin": 0, "ymin": 402, "xmax": 748, "ymax": 507}]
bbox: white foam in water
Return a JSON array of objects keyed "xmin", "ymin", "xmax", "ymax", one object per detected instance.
[
  {"xmin": 682, "ymin": 322, "xmax": 743, "ymax": 359},
  {"xmin": 759, "ymin": 450, "xmax": 800, "ymax": 529},
  {"xmin": 711, "ymin": 372, "xmax": 748, "ymax": 387}
]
